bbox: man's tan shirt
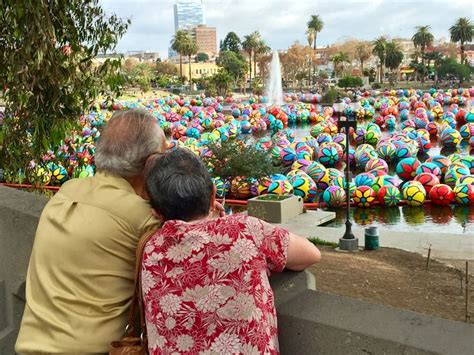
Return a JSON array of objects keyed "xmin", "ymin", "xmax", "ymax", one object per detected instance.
[{"xmin": 16, "ymin": 172, "xmax": 160, "ymax": 353}]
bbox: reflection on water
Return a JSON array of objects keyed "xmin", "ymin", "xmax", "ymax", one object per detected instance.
[{"xmin": 323, "ymin": 205, "xmax": 474, "ymax": 234}]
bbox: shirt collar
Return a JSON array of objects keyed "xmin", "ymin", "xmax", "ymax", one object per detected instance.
[{"xmin": 94, "ymin": 170, "xmax": 136, "ymax": 194}]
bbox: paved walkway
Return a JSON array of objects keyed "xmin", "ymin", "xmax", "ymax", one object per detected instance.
[{"xmin": 279, "ymin": 216, "xmax": 474, "ymax": 261}]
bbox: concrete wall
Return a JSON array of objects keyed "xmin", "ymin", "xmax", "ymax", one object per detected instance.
[{"xmin": 0, "ymin": 185, "xmax": 473, "ymax": 354}]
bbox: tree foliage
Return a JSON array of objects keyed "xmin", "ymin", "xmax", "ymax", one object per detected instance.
[
  {"xmin": 437, "ymin": 58, "xmax": 472, "ymax": 83},
  {"xmin": 337, "ymin": 75, "xmax": 363, "ymax": 89},
  {"xmin": 372, "ymin": 36, "xmax": 387, "ymax": 83},
  {"xmin": 216, "ymin": 51, "xmax": 248, "ymax": 85},
  {"xmin": 195, "ymin": 52, "xmax": 209, "ymax": 62},
  {"xmin": 0, "ymin": 0, "xmax": 129, "ymax": 179},
  {"xmin": 204, "ymin": 140, "xmax": 280, "ymax": 182},
  {"xmin": 220, "ymin": 32, "xmax": 241, "ymax": 53},
  {"xmin": 280, "ymin": 43, "xmax": 316, "ymax": 87},
  {"xmin": 412, "ymin": 25, "xmax": 434, "ymax": 83},
  {"xmin": 450, "ymin": 17, "xmax": 473, "ymax": 64}
]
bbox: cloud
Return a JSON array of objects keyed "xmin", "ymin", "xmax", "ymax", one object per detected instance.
[{"xmin": 100, "ymin": 0, "xmax": 473, "ymax": 57}]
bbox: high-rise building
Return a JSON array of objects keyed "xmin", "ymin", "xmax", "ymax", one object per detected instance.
[
  {"xmin": 192, "ymin": 25, "xmax": 217, "ymax": 57},
  {"xmin": 174, "ymin": 0, "xmax": 205, "ymax": 32}
]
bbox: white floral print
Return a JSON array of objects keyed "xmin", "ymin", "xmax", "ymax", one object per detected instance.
[
  {"xmin": 175, "ymin": 334, "xmax": 194, "ymax": 351},
  {"xmin": 159, "ymin": 294, "xmax": 181, "ymax": 315},
  {"xmin": 141, "ymin": 269, "xmax": 156, "ymax": 294},
  {"xmin": 210, "ymin": 332, "xmax": 242, "ymax": 353},
  {"xmin": 231, "ymin": 238, "xmax": 257, "ymax": 262}
]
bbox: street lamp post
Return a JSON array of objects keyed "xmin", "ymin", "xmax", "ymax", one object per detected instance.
[{"xmin": 334, "ymin": 97, "xmax": 360, "ymax": 251}]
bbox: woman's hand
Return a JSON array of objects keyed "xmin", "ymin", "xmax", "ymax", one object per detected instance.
[{"xmin": 209, "ymin": 201, "xmax": 225, "ymax": 219}]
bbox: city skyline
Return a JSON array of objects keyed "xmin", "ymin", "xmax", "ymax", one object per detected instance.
[{"xmin": 100, "ymin": 0, "xmax": 473, "ymax": 58}]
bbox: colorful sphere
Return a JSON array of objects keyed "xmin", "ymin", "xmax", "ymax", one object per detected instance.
[
  {"xmin": 267, "ymin": 179, "xmax": 294, "ymax": 195},
  {"xmin": 396, "ymin": 157, "xmax": 421, "ymax": 181},
  {"xmin": 402, "ymin": 181, "xmax": 426, "ymax": 207},
  {"xmin": 416, "ymin": 162, "xmax": 442, "ymax": 178},
  {"xmin": 353, "ymin": 186, "xmax": 376, "ymax": 208},
  {"xmin": 378, "ymin": 185, "xmax": 401, "ymax": 207},
  {"xmin": 291, "ymin": 175, "xmax": 318, "ymax": 201},
  {"xmin": 322, "ymin": 186, "xmax": 346, "ymax": 207},
  {"xmin": 318, "ymin": 144, "xmax": 340, "ymax": 167},
  {"xmin": 453, "ymin": 183, "xmax": 474, "ymax": 205},
  {"xmin": 444, "ymin": 165, "xmax": 470, "ymax": 187},
  {"xmin": 426, "ymin": 155, "xmax": 451, "ymax": 175},
  {"xmin": 429, "ymin": 184, "xmax": 455, "ymax": 206},
  {"xmin": 414, "ymin": 173, "xmax": 440, "ymax": 195}
]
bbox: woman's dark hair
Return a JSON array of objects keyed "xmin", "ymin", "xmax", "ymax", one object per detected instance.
[{"xmin": 146, "ymin": 148, "xmax": 213, "ymax": 221}]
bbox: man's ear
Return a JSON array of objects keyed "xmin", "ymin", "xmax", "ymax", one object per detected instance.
[{"xmin": 152, "ymin": 208, "xmax": 165, "ymax": 222}]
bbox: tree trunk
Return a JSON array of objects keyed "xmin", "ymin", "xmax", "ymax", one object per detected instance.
[
  {"xmin": 380, "ymin": 64, "xmax": 384, "ymax": 84},
  {"xmin": 360, "ymin": 59, "xmax": 364, "ymax": 74},
  {"xmin": 248, "ymin": 51, "xmax": 252, "ymax": 90},
  {"xmin": 460, "ymin": 41, "xmax": 465, "ymax": 64},
  {"xmin": 188, "ymin": 55, "xmax": 192, "ymax": 87},
  {"xmin": 179, "ymin": 55, "xmax": 183, "ymax": 79},
  {"xmin": 421, "ymin": 48, "xmax": 425, "ymax": 84},
  {"xmin": 313, "ymin": 34, "xmax": 318, "ymax": 86},
  {"xmin": 253, "ymin": 52, "xmax": 257, "ymax": 79}
]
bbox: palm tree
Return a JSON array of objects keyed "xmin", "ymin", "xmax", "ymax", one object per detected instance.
[
  {"xmin": 372, "ymin": 36, "xmax": 387, "ymax": 83},
  {"xmin": 182, "ymin": 38, "xmax": 198, "ymax": 85},
  {"xmin": 450, "ymin": 17, "xmax": 473, "ymax": 64},
  {"xmin": 242, "ymin": 32, "xmax": 259, "ymax": 86},
  {"xmin": 307, "ymin": 15, "xmax": 324, "ymax": 82},
  {"xmin": 171, "ymin": 30, "xmax": 190, "ymax": 80},
  {"xmin": 412, "ymin": 25, "xmax": 434, "ymax": 83},
  {"xmin": 254, "ymin": 39, "xmax": 271, "ymax": 80},
  {"xmin": 251, "ymin": 32, "xmax": 263, "ymax": 78},
  {"xmin": 331, "ymin": 52, "xmax": 350, "ymax": 77},
  {"xmin": 385, "ymin": 41, "xmax": 404, "ymax": 88},
  {"xmin": 355, "ymin": 42, "xmax": 372, "ymax": 73},
  {"xmin": 306, "ymin": 28, "xmax": 315, "ymax": 85}
]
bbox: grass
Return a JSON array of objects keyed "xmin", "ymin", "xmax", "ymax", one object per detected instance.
[
  {"xmin": 308, "ymin": 237, "xmax": 338, "ymax": 248},
  {"xmin": 256, "ymin": 194, "xmax": 292, "ymax": 201}
]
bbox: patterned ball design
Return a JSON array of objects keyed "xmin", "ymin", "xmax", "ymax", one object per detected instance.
[
  {"xmin": 279, "ymin": 147, "xmax": 297, "ymax": 167},
  {"xmin": 429, "ymin": 184, "xmax": 455, "ymax": 206},
  {"xmin": 305, "ymin": 162, "xmax": 326, "ymax": 182},
  {"xmin": 291, "ymin": 159, "xmax": 312, "ymax": 171},
  {"xmin": 457, "ymin": 175, "xmax": 474, "ymax": 186},
  {"xmin": 353, "ymin": 186, "xmax": 376, "ymax": 208},
  {"xmin": 291, "ymin": 175, "xmax": 318, "ymax": 201},
  {"xmin": 453, "ymin": 183, "xmax": 474, "ymax": 205},
  {"xmin": 315, "ymin": 168, "xmax": 333, "ymax": 191},
  {"xmin": 426, "ymin": 155, "xmax": 451, "ymax": 175},
  {"xmin": 444, "ymin": 165, "xmax": 470, "ymax": 187},
  {"xmin": 440, "ymin": 127, "xmax": 461, "ymax": 147},
  {"xmin": 460, "ymin": 155, "xmax": 474, "ymax": 174},
  {"xmin": 230, "ymin": 176, "xmax": 252, "ymax": 199},
  {"xmin": 378, "ymin": 185, "xmax": 402, "ymax": 207},
  {"xmin": 322, "ymin": 186, "xmax": 346, "ymax": 207},
  {"xmin": 365, "ymin": 158, "xmax": 389, "ymax": 174},
  {"xmin": 459, "ymin": 123, "xmax": 474, "ymax": 140},
  {"xmin": 267, "ymin": 179, "xmax": 294, "ymax": 195},
  {"xmin": 355, "ymin": 149, "xmax": 378, "ymax": 170},
  {"xmin": 355, "ymin": 172, "xmax": 375, "ymax": 187},
  {"xmin": 212, "ymin": 177, "xmax": 227, "ymax": 198},
  {"xmin": 396, "ymin": 157, "xmax": 421, "ymax": 181},
  {"xmin": 414, "ymin": 173, "xmax": 440, "ymax": 195},
  {"xmin": 318, "ymin": 144, "xmax": 340, "ymax": 167},
  {"xmin": 376, "ymin": 142, "xmax": 397, "ymax": 162},
  {"xmin": 416, "ymin": 162, "xmax": 442, "ymax": 179},
  {"xmin": 48, "ymin": 164, "xmax": 68, "ymax": 184},
  {"xmin": 401, "ymin": 181, "xmax": 426, "ymax": 207}
]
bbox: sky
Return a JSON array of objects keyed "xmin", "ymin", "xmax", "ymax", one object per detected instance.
[{"xmin": 100, "ymin": 0, "xmax": 473, "ymax": 58}]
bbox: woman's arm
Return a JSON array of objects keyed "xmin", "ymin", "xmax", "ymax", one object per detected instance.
[{"xmin": 285, "ymin": 233, "xmax": 321, "ymax": 271}]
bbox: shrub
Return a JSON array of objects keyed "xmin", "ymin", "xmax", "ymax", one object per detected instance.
[
  {"xmin": 337, "ymin": 75, "xmax": 363, "ymax": 88},
  {"xmin": 322, "ymin": 87, "xmax": 347, "ymax": 104},
  {"xmin": 372, "ymin": 82, "xmax": 382, "ymax": 89}
]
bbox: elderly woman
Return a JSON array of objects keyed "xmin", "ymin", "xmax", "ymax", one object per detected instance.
[
  {"xmin": 16, "ymin": 109, "xmax": 167, "ymax": 354},
  {"xmin": 143, "ymin": 149, "xmax": 321, "ymax": 354}
]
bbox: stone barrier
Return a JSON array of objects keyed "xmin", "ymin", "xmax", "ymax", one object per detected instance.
[{"xmin": 0, "ymin": 185, "xmax": 473, "ymax": 354}]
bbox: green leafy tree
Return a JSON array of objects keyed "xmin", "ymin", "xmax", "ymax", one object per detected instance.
[
  {"xmin": 437, "ymin": 58, "xmax": 472, "ymax": 83},
  {"xmin": 211, "ymin": 69, "xmax": 234, "ymax": 96},
  {"xmin": 133, "ymin": 63, "xmax": 154, "ymax": 92},
  {"xmin": 195, "ymin": 52, "xmax": 209, "ymax": 62},
  {"xmin": 412, "ymin": 25, "xmax": 434, "ymax": 83},
  {"xmin": 254, "ymin": 38, "xmax": 269, "ymax": 79},
  {"xmin": 385, "ymin": 41, "xmax": 404, "ymax": 88},
  {"xmin": 171, "ymin": 30, "xmax": 190, "ymax": 79},
  {"xmin": 216, "ymin": 51, "xmax": 248, "ymax": 88},
  {"xmin": 450, "ymin": 17, "xmax": 474, "ymax": 64},
  {"xmin": 372, "ymin": 36, "xmax": 387, "ymax": 83},
  {"xmin": 337, "ymin": 75, "xmax": 363, "ymax": 89},
  {"xmin": 331, "ymin": 52, "xmax": 350, "ymax": 77},
  {"xmin": 156, "ymin": 61, "xmax": 178, "ymax": 76},
  {"xmin": 307, "ymin": 15, "xmax": 324, "ymax": 83},
  {"xmin": 0, "ymin": 0, "xmax": 129, "ymax": 180},
  {"xmin": 220, "ymin": 32, "xmax": 242, "ymax": 53},
  {"xmin": 424, "ymin": 51, "xmax": 444, "ymax": 81}
]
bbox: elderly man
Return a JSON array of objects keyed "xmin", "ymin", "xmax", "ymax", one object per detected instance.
[{"xmin": 16, "ymin": 109, "xmax": 167, "ymax": 354}]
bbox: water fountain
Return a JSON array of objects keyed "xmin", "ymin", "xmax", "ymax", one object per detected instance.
[{"xmin": 266, "ymin": 49, "xmax": 284, "ymax": 106}]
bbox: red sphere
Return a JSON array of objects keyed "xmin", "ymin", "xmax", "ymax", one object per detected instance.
[
  {"xmin": 414, "ymin": 173, "xmax": 440, "ymax": 195},
  {"xmin": 429, "ymin": 184, "xmax": 455, "ymax": 206}
]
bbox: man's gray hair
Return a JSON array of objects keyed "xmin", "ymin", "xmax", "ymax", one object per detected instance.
[{"xmin": 95, "ymin": 109, "xmax": 164, "ymax": 178}]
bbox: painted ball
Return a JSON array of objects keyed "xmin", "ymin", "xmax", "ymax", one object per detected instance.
[
  {"xmin": 355, "ymin": 172, "xmax": 375, "ymax": 188},
  {"xmin": 376, "ymin": 142, "xmax": 397, "ymax": 162},
  {"xmin": 315, "ymin": 168, "xmax": 333, "ymax": 191},
  {"xmin": 230, "ymin": 177, "xmax": 252, "ymax": 199},
  {"xmin": 444, "ymin": 165, "xmax": 470, "ymax": 187},
  {"xmin": 213, "ymin": 177, "xmax": 227, "ymax": 198},
  {"xmin": 318, "ymin": 144, "xmax": 339, "ymax": 167},
  {"xmin": 291, "ymin": 175, "xmax": 318, "ymax": 202},
  {"xmin": 440, "ymin": 127, "xmax": 461, "ymax": 147},
  {"xmin": 48, "ymin": 164, "xmax": 68, "ymax": 184},
  {"xmin": 267, "ymin": 179, "xmax": 294, "ymax": 195},
  {"xmin": 402, "ymin": 181, "xmax": 426, "ymax": 207},
  {"xmin": 365, "ymin": 158, "xmax": 389, "ymax": 174},
  {"xmin": 426, "ymin": 155, "xmax": 451, "ymax": 175},
  {"xmin": 414, "ymin": 173, "xmax": 440, "ymax": 195},
  {"xmin": 322, "ymin": 186, "xmax": 346, "ymax": 207},
  {"xmin": 396, "ymin": 157, "xmax": 421, "ymax": 181},
  {"xmin": 453, "ymin": 183, "xmax": 474, "ymax": 205},
  {"xmin": 279, "ymin": 147, "xmax": 297, "ymax": 167},
  {"xmin": 459, "ymin": 155, "xmax": 474, "ymax": 174},
  {"xmin": 378, "ymin": 185, "xmax": 401, "ymax": 207},
  {"xmin": 457, "ymin": 175, "xmax": 474, "ymax": 186},
  {"xmin": 305, "ymin": 161, "xmax": 326, "ymax": 182},
  {"xmin": 416, "ymin": 162, "xmax": 442, "ymax": 179},
  {"xmin": 459, "ymin": 123, "xmax": 474, "ymax": 140},
  {"xmin": 353, "ymin": 186, "xmax": 376, "ymax": 208},
  {"xmin": 429, "ymin": 184, "xmax": 455, "ymax": 206}
]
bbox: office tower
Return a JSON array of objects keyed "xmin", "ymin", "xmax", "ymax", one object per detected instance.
[{"xmin": 174, "ymin": 0, "xmax": 205, "ymax": 32}]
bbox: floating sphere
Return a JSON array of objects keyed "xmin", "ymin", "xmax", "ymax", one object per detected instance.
[
  {"xmin": 453, "ymin": 183, "xmax": 474, "ymax": 205},
  {"xmin": 396, "ymin": 157, "xmax": 421, "ymax": 181},
  {"xmin": 376, "ymin": 142, "xmax": 397, "ymax": 162},
  {"xmin": 459, "ymin": 123, "xmax": 474, "ymax": 140},
  {"xmin": 291, "ymin": 174, "xmax": 318, "ymax": 202},
  {"xmin": 267, "ymin": 179, "xmax": 294, "ymax": 195},
  {"xmin": 426, "ymin": 155, "xmax": 451, "ymax": 175},
  {"xmin": 355, "ymin": 172, "xmax": 375, "ymax": 188},
  {"xmin": 402, "ymin": 181, "xmax": 426, "ymax": 207},
  {"xmin": 414, "ymin": 173, "xmax": 440, "ymax": 195},
  {"xmin": 230, "ymin": 176, "xmax": 252, "ymax": 199},
  {"xmin": 444, "ymin": 165, "xmax": 470, "ymax": 187},
  {"xmin": 279, "ymin": 147, "xmax": 297, "ymax": 167},
  {"xmin": 440, "ymin": 127, "xmax": 461, "ymax": 147},
  {"xmin": 318, "ymin": 144, "xmax": 340, "ymax": 167},
  {"xmin": 365, "ymin": 158, "xmax": 389, "ymax": 174},
  {"xmin": 353, "ymin": 186, "xmax": 376, "ymax": 208},
  {"xmin": 322, "ymin": 186, "xmax": 346, "ymax": 207},
  {"xmin": 378, "ymin": 185, "xmax": 401, "ymax": 207},
  {"xmin": 213, "ymin": 177, "xmax": 228, "ymax": 198},
  {"xmin": 429, "ymin": 184, "xmax": 455, "ymax": 206},
  {"xmin": 416, "ymin": 162, "xmax": 442, "ymax": 179},
  {"xmin": 305, "ymin": 161, "xmax": 326, "ymax": 182}
]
